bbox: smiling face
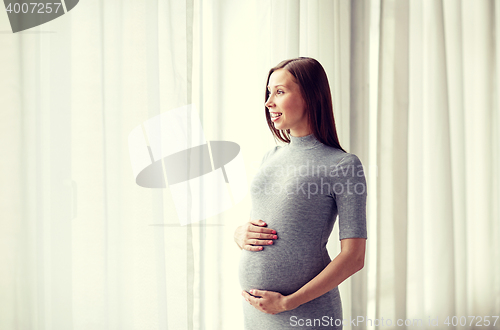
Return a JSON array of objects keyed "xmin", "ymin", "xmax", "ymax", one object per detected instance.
[{"xmin": 265, "ymin": 69, "xmax": 311, "ymax": 137}]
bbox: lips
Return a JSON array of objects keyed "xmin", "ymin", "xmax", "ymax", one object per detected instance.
[{"xmin": 271, "ymin": 112, "xmax": 282, "ymax": 122}]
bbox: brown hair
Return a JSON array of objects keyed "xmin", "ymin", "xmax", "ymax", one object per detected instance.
[{"xmin": 265, "ymin": 57, "xmax": 345, "ymax": 152}]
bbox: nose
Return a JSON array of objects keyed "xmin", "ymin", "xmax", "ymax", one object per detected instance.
[{"xmin": 265, "ymin": 95, "xmax": 274, "ymax": 109}]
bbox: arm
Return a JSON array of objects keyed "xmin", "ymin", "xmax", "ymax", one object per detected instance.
[
  {"xmin": 283, "ymin": 237, "xmax": 366, "ymax": 310},
  {"xmin": 242, "ymin": 237, "xmax": 366, "ymax": 314}
]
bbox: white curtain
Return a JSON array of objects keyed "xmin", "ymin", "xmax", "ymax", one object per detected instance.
[{"xmin": 1, "ymin": 0, "xmax": 498, "ymax": 329}]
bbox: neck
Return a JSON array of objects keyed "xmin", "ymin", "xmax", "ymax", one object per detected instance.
[
  {"xmin": 288, "ymin": 132, "xmax": 322, "ymax": 149},
  {"xmin": 290, "ymin": 129, "xmax": 312, "ymax": 137}
]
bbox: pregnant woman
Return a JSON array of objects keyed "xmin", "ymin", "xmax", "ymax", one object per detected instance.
[{"xmin": 234, "ymin": 57, "xmax": 367, "ymax": 329}]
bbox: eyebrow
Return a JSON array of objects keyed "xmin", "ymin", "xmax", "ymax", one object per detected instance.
[{"xmin": 267, "ymin": 84, "xmax": 287, "ymax": 89}]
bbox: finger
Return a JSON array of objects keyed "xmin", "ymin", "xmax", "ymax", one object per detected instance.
[
  {"xmin": 241, "ymin": 290, "xmax": 250, "ymax": 300},
  {"xmin": 243, "ymin": 245, "xmax": 264, "ymax": 252},
  {"xmin": 248, "ymin": 219, "xmax": 267, "ymax": 227},
  {"xmin": 248, "ymin": 223, "xmax": 277, "ymax": 235},
  {"xmin": 246, "ymin": 238, "xmax": 274, "ymax": 246},
  {"xmin": 242, "ymin": 290, "xmax": 259, "ymax": 305},
  {"xmin": 246, "ymin": 292, "xmax": 261, "ymax": 305},
  {"xmin": 249, "ymin": 289, "xmax": 265, "ymax": 297},
  {"xmin": 249, "ymin": 232, "xmax": 278, "ymax": 240}
]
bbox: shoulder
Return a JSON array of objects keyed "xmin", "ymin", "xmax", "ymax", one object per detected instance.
[
  {"xmin": 336, "ymin": 152, "xmax": 364, "ymax": 168},
  {"xmin": 328, "ymin": 151, "xmax": 366, "ymax": 180},
  {"xmin": 317, "ymin": 145, "xmax": 362, "ymax": 167},
  {"xmin": 261, "ymin": 145, "xmax": 282, "ymax": 165}
]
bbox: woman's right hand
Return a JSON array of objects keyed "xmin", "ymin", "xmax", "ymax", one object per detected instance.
[{"xmin": 234, "ymin": 218, "xmax": 278, "ymax": 251}]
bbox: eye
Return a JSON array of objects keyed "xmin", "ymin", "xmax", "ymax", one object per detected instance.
[{"xmin": 277, "ymin": 90, "xmax": 284, "ymax": 95}]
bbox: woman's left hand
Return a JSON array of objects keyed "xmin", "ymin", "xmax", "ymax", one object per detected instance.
[{"xmin": 241, "ymin": 289, "xmax": 290, "ymax": 314}]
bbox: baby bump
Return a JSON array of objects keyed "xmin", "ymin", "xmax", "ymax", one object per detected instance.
[{"xmin": 238, "ymin": 242, "xmax": 327, "ymax": 296}]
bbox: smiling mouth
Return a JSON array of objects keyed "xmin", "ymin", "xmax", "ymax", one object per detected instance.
[{"xmin": 271, "ymin": 112, "xmax": 282, "ymax": 118}]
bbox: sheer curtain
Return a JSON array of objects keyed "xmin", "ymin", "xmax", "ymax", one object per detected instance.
[
  {"xmin": 374, "ymin": 0, "xmax": 500, "ymax": 327},
  {"xmin": 1, "ymin": 1, "xmax": 498, "ymax": 330}
]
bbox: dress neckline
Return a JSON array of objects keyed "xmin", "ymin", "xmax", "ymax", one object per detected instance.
[{"xmin": 289, "ymin": 133, "xmax": 323, "ymax": 149}]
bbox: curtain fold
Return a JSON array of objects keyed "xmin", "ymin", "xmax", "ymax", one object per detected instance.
[
  {"xmin": 461, "ymin": 0, "xmax": 497, "ymax": 317},
  {"xmin": 441, "ymin": 0, "xmax": 468, "ymax": 320},
  {"xmin": 375, "ymin": 0, "xmax": 410, "ymax": 324}
]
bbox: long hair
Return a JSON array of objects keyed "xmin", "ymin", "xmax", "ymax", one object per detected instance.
[{"xmin": 265, "ymin": 57, "xmax": 345, "ymax": 152}]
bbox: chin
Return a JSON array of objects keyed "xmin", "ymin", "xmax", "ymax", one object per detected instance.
[{"xmin": 273, "ymin": 122, "xmax": 285, "ymax": 130}]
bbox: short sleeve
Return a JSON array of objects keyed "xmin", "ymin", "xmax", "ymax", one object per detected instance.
[{"xmin": 331, "ymin": 153, "xmax": 368, "ymax": 240}]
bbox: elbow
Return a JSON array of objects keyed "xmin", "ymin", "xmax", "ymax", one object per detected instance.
[
  {"xmin": 356, "ymin": 259, "xmax": 364, "ymax": 272},
  {"xmin": 352, "ymin": 263, "xmax": 363, "ymax": 275},
  {"xmin": 340, "ymin": 238, "xmax": 367, "ymax": 274},
  {"xmin": 353, "ymin": 255, "xmax": 365, "ymax": 273}
]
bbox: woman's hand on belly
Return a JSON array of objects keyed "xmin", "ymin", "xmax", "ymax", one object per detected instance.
[
  {"xmin": 241, "ymin": 289, "xmax": 289, "ymax": 315},
  {"xmin": 234, "ymin": 218, "xmax": 278, "ymax": 251}
]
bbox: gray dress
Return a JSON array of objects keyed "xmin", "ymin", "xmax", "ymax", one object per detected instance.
[{"xmin": 239, "ymin": 133, "xmax": 367, "ymax": 330}]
